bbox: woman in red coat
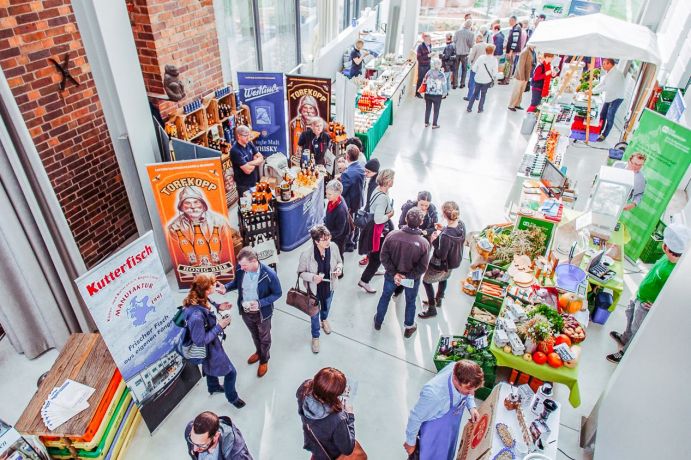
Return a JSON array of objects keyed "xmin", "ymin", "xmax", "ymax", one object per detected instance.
[{"xmin": 527, "ymin": 53, "xmax": 554, "ymax": 112}]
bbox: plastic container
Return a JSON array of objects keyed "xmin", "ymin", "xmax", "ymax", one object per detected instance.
[
  {"xmin": 555, "ymin": 263, "xmax": 587, "ymax": 292},
  {"xmin": 521, "ymin": 113, "xmax": 537, "ymax": 135},
  {"xmin": 591, "ymin": 307, "xmax": 612, "ymax": 324}
]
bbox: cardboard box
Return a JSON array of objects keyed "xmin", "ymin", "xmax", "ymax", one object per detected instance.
[{"xmin": 457, "ymin": 386, "xmax": 501, "ymax": 460}]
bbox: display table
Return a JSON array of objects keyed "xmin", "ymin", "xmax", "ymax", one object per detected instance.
[
  {"xmin": 579, "ymin": 225, "xmax": 626, "ymax": 311},
  {"xmin": 16, "ymin": 333, "xmax": 117, "ymax": 438},
  {"xmin": 355, "ymin": 100, "xmax": 393, "ymax": 159},
  {"xmin": 277, "ymin": 178, "xmax": 325, "ymax": 251},
  {"xmin": 490, "ymin": 341, "xmax": 581, "ymax": 407}
]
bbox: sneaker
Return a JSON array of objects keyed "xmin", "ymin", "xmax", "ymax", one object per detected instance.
[
  {"xmin": 247, "ymin": 353, "xmax": 260, "ymax": 365},
  {"xmin": 418, "ymin": 308, "xmax": 437, "ymax": 319},
  {"xmin": 311, "ymin": 338, "xmax": 320, "ymax": 354},
  {"xmin": 373, "ymin": 315, "xmax": 381, "ymax": 331},
  {"xmin": 359, "ymin": 256, "xmax": 369, "ymax": 266},
  {"xmin": 403, "ymin": 324, "xmax": 418, "ymax": 338},
  {"xmin": 424, "ymin": 123, "xmax": 430, "ymax": 127},
  {"xmin": 463, "ymin": 97, "xmax": 469, "ymax": 101},
  {"xmin": 432, "ymin": 125, "xmax": 440, "ymax": 129},
  {"xmin": 257, "ymin": 363, "xmax": 268, "ymax": 377},
  {"xmin": 374, "ymin": 268, "xmax": 385, "ymax": 276},
  {"xmin": 609, "ymin": 331, "xmax": 625, "ymax": 347},
  {"xmin": 606, "ymin": 351, "xmax": 624, "ymax": 364},
  {"xmin": 231, "ymin": 398, "xmax": 246, "ymax": 409},
  {"xmin": 466, "ymin": 108, "xmax": 472, "ymax": 113},
  {"xmin": 358, "ymin": 281, "xmax": 377, "ymax": 294},
  {"xmin": 321, "ymin": 320, "xmax": 332, "ymax": 334}
]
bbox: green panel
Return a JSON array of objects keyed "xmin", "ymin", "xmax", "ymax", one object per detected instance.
[{"xmin": 620, "ymin": 110, "xmax": 691, "ymax": 260}]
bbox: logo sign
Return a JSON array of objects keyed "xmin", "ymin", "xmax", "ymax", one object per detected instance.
[
  {"xmin": 285, "ymin": 75, "xmax": 331, "ymax": 166},
  {"xmin": 237, "ymin": 72, "xmax": 288, "ymax": 158}
]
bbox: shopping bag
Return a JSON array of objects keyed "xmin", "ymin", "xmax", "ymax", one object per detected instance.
[
  {"xmin": 520, "ymin": 112, "xmax": 537, "ymax": 135},
  {"xmin": 253, "ymin": 234, "xmax": 279, "ymax": 266},
  {"xmin": 418, "ymin": 81, "xmax": 427, "ymax": 95}
]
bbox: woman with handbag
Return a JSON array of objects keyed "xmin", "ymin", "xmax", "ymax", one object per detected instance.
[
  {"xmin": 324, "ymin": 180, "xmax": 350, "ymax": 260},
  {"xmin": 297, "ymin": 225, "xmax": 343, "ymax": 354},
  {"xmin": 183, "ymin": 274, "xmax": 245, "ymax": 408},
  {"xmin": 357, "ymin": 169, "xmax": 395, "ymax": 294},
  {"xmin": 466, "ymin": 44, "xmax": 499, "ymax": 113},
  {"xmin": 421, "ymin": 58, "xmax": 447, "ymax": 129},
  {"xmin": 297, "ymin": 367, "xmax": 366, "ymax": 460},
  {"xmin": 418, "ymin": 201, "xmax": 466, "ymax": 319}
]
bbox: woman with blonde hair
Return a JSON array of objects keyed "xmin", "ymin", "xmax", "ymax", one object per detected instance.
[
  {"xmin": 418, "ymin": 201, "xmax": 466, "ymax": 319},
  {"xmin": 182, "ymin": 273, "xmax": 245, "ymax": 408}
]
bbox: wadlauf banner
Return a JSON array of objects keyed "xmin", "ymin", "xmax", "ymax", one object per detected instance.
[
  {"xmin": 286, "ymin": 75, "xmax": 331, "ymax": 166},
  {"xmin": 237, "ymin": 72, "xmax": 288, "ymax": 158},
  {"xmin": 74, "ymin": 232, "xmax": 200, "ymax": 432},
  {"xmin": 620, "ymin": 109, "xmax": 691, "ymax": 260},
  {"xmin": 147, "ymin": 158, "xmax": 236, "ymax": 289}
]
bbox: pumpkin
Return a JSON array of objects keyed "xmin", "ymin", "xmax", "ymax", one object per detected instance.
[{"xmin": 558, "ymin": 292, "xmax": 584, "ymax": 314}]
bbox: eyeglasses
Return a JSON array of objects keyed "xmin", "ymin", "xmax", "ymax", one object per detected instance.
[
  {"xmin": 238, "ymin": 132, "xmax": 250, "ymax": 138},
  {"xmin": 319, "ymin": 236, "xmax": 331, "ymax": 242},
  {"xmin": 186, "ymin": 434, "xmax": 212, "ymax": 451}
]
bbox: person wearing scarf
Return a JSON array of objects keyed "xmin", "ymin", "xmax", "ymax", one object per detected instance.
[
  {"xmin": 324, "ymin": 180, "xmax": 350, "ymax": 260},
  {"xmin": 527, "ymin": 53, "xmax": 554, "ymax": 112},
  {"xmin": 298, "ymin": 226, "xmax": 343, "ymax": 354}
]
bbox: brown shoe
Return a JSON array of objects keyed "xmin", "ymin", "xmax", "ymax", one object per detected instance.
[
  {"xmin": 257, "ymin": 363, "xmax": 268, "ymax": 377},
  {"xmin": 247, "ymin": 353, "xmax": 260, "ymax": 365}
]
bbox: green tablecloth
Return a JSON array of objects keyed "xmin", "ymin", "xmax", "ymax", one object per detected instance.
[
  {"xmin": 355, "ymin": 100, "xmax": 393, "ymax": 160},
  {"xmin": 490, "ymin": 341, "xmax": 581, "ymax": 407}
]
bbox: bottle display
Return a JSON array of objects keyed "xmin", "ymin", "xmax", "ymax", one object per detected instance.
[
  {"xmin": 208, "ymin": 226, "xmax": 221, "ymax": 264},
  {"xmin": 193, "ymin": 223, "xmax": 212, "ymax": 266},
  {"xmin": 176, "ymin": 229, "xmax": 197, "ymax": 264}
]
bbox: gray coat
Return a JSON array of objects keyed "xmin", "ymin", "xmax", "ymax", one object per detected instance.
[
  {"xmin": 453, "ymin": 27, "xmax": 474, "ymax": 55},
  {"xmin": 297, "ymin": 242, "xmax": 344, "ymax": 293}
]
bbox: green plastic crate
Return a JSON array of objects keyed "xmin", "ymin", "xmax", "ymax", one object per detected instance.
[
  {"xmin": 474, "ymin": 279, "xmax": 505, "ymax": 314},
  {"xmin": 482, "ymin": 263, "xmax": 510, "ymax": 287},
  {"xmin": 659, "ymin": 86, "xmax": 680, "ymax": 102},
  {"xmin": 515, "ymin": 215, "xmax": 556, "ymax": 256},
  {"xmin": 655, "ymin": 99, "xmax": 671, "ymax": 115}
]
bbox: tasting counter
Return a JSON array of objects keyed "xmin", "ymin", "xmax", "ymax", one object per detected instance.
[
  {"xmin": 276, "ymin": 178, "xmax": 325, "ymax": 251},
  {"xmin": 354, "ymin": 100, "xmax": 393, "ymax": 160}
]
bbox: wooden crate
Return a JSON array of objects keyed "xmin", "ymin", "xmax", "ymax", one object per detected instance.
[{"xmin": 174, "ymin": 107, "xmax": 207, "ymax": 142}]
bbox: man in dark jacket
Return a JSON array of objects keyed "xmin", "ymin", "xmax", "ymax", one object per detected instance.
[
  {"xmin": 216, "ymin": 247, "xmax": 282, "ymax": 378},
  {"xmin": 416, "ymin": 33, "xmax": 432, "ymax": 98},
  {"xmin": 439, "ymin": 33, "xmax": 456, "ymax": 94},
  {"xmin": 374, "ymin": 207, "xmax": 430, "ymax": 338},
  {"xmin": 398, "ymin": 191, "xmax": 438, "ymax": 239},
  {"xmin": 502, "ymin": 16, "xmax": 522, "ymax": 83},
  {"xmin": 341, "ymin": 145, "xmax": 365, "ymax": 252},
  {"xmin": 185, "ymin": 411, "xmax": 253, "ymax": 460}
]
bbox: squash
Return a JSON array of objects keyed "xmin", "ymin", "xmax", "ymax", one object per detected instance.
[{"xmin": 558, "ymin": 292, "xmax": 584, "ymax": 314}]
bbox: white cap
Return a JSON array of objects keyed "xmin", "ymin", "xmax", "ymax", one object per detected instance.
[{"xmin": 663, "ymin": 223, "xmax": 691, "ymax": 254}]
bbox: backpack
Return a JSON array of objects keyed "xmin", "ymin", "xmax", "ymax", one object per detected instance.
[{"xmin": 173, "ymin": 306, "xmax": 209, "ymax": 365}]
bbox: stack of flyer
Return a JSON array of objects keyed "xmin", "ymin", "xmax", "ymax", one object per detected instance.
[{"xmin": 41, "ymin": 379, "xmax": 95, "ymax": 430}]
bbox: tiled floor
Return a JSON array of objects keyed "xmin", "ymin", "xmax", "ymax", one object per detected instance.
[{"xmin": 0, "ymin": 82, "xmax": 641, "ymax": 459}]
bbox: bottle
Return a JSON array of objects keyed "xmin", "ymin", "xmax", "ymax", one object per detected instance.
[
  {"xmin": 192, "ymin": 224, "xmax": 211, "ymax": 266},
  {"xmin": 208, "ymin": 226, "xmax": 221, "ymax": 263},
  {"xmin": 176, "ymin": 229, "xmax": 197, "ymax": 264},
  {"xmin": 530, "ymin": 382, "xmax": 554, "ymax": 416}
]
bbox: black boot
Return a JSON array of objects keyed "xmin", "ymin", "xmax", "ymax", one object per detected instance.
[
  {"xmin": 418, "ymin": 305, "xmax": 437, "ymax": 319},
  {"xmin": 435, "ymin": 297, "xmax": 443, "ymax": 308}
]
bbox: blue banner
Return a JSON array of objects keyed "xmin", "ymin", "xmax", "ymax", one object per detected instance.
[{"xmin": 237, "ymin": 72, "xmax": 288, "ymax": 158}]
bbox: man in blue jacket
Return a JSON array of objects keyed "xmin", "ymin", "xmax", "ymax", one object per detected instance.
[
  {"xmin": 216, "ymin": 247, "xmax": 282, "ymax": 378},
  {"xmin": 340, "ymin": 144, "xmax": 365, "ymax": 252},
  {"xmin": 185, "ymin": 411, "xmax": 253, "ymax": 459}
]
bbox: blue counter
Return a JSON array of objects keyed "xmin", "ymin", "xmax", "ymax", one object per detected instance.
[{"xmin": 277, "ymin": 179, "xmax": 325, "ymax": 251}]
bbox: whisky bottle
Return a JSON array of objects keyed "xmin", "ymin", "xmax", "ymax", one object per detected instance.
[
  {"xmin": 176, "ymin": 229, "xmax": 197, "ymax": 264},
  {"xmin": 208, "ymin": 226, "xmax": 221, "ymax": 263},
  {"xmin": 193, "ymin": 223, "xmax": 212, "ymax": 266}
]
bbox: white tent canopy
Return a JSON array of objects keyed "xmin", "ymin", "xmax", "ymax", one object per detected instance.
[{"xmin": 527, "ymin": 13, "xmax": 661, "ymax": 65}]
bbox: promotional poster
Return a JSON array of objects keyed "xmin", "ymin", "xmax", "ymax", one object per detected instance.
[
  {"xmin": 147, "ymin": 159, "xmax": 236, "ymax": 288},
  {"xmin": 237, "ymin": 72, "xmax": 288, "ymax": 158},
  {"xmin": 620, "ymin": 109, "xmax": 691, "ymax": 260},
  {"xmin": 286, "ymin": 75, "xmax": 331, "ymax": 166},
  {"xmin": 74, "ymin": 232, "xmax": 200, "ymax": 432}
]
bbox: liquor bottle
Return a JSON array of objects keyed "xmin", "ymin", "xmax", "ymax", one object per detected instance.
[
  {"xmin": 208, "ymin": 226, "xmax": 221, "ymax": 263},
  {"xmin": 176, "ymin": 229, "xmax": 197, "ymax": 264},
  {"xmin": 192, "ymin": 224, "xmax": 211, "ymax": 266}
]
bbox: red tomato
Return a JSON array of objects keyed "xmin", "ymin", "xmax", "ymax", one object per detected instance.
[
  {"xmin": 554, "ymin": 334, "xmax": 572, "ymax": 347},
  {"xmin": 547, "ymin": 352, "xmax": 563, "ymax": 368},
  {"xmin": 537, "ymin": 340, "xmax": 554, "ymax": 355},
  {"xmin": 532, "ymin": 351, "xmax": 548, "ymax": 365}
]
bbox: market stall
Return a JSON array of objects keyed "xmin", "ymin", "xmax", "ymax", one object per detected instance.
[{"xmin": 354, "ymin": 98, "xmax": 393, "ymax": 159}]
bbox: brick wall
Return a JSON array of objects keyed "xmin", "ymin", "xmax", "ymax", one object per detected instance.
[
  {"xmin": 0, "ymin": 0, "xmax": 138, "ymax": 268},
  {"xmin": 128, "ymin": 0, "xmax": 225, "ymax": 117}
]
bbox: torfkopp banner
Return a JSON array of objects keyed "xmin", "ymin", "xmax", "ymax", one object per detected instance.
[
  {"xmin": 74, "ymin": 232, "xmax": 201, "ymax": 432},
  {"xmin": 237, "ymin": 72, "xmax": 288, "ymax": 158},
  {"xmin": 620, "ymin": 109, "xmax": 691, "ymax": 260},
  {"xmin": 147, "ymin": 158, "xmax": 236, "ymax": 289},
  {"xmin": 286, "ymin": 75, "xmax": 331, "ymax": 166}
]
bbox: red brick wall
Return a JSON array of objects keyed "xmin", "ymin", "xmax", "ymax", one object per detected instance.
[
  {"xmin": 0, "ymin": 0, "xmax": 138, "ymax": 268},
  {"xmin": 128, "ymin": 0, "xmax": 225, "ymax": 117}
]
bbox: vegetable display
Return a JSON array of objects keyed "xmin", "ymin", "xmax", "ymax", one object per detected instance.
[{"xmin": 528, "ymin": 305, "xmax": 565, "ymax": 333}]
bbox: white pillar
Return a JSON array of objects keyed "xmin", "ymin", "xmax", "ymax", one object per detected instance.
[{"xmin": 71, "ymin": 0, "xmax": 171, "ymax": 269}]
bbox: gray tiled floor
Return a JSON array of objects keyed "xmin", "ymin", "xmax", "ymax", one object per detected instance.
[{"xmin": 0, "ymin": 82, "xmax": 638, "ymax": 459}]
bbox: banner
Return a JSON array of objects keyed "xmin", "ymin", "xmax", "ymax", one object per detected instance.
[
  {"xmin": 74, "ymin": 232, "xmax": 200, "ymax": 432},
  {"xmin": 286, "ymin": 75, "xmax": 331, "ymax": 166},
  {"xmin": 237, "ymin": 72, "xmax": 288, "ymax": 159},
  {"xmin": 620, "ymin": 109, "xmax": 691, "ymax": 260},
  {"xmin": 147, "ymin": 158, "xmax": 236, "ymax": 289}
]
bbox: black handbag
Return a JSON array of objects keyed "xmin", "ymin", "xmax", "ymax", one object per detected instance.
[
  {"xmin": 354, "ymin": 191, "xmax": 383, "ymax": 229},
  {"xmin": 483, "ymin": 63, "xmax": 495, "ymax": 88},
  {"xmin": 286, "ymin": 274, "xmax": 320, "ymax": 317}
]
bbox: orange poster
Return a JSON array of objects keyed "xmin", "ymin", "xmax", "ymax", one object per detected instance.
[{"xmin": 147, "ymin": 159, "xmax": 236, "ymax": 288}]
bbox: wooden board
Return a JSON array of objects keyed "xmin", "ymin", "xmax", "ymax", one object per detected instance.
[{"xmin": 15, "ymin": 333, "xmax": 117, "ymax": 438}]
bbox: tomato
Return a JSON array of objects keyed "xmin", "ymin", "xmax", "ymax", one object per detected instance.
[
  {"xmin": 547, "ymin": 352, "xmax": 563, "ymax": 368},
  {"xmin": 554, "ymin": 334, "xmax": 572, "ymax": 347},
  {"xmin": 532, "ymin": 351, "xmax": 547, "ymax": 365}
]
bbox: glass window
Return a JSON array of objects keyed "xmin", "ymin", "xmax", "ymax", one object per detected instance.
[
  {"xmin": 220, "ymin": 0, "xmax": 258, "ymax": 72},
  {"xmin": 258, "ymin": 0, "xmax": 297, "ymax": 72},
  {"xmin": 299, "ymin": 0, "xmax": 318, "ymax": 63},
  {"xmin": 338, "ymin": 0, "xmax": 347, "ymax": 31}
]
